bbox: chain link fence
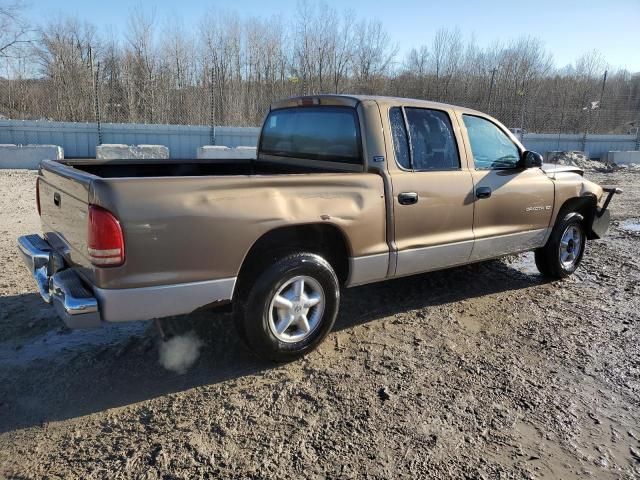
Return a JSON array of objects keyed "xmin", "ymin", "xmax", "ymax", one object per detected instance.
[{"xmin": 1, "ymin": 67, "xmax": 639, "ymax": 151}]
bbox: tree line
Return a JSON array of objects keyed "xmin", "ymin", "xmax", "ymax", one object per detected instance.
[{"xmin": 1, "ymin": 1, "xmax": 639, "ymax": 134}]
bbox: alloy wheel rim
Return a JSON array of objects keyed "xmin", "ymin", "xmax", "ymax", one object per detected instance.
[
  {"xmin": 559, "ymin": 225, "xmax": 583, "ymax": 269},
  {"xmin": 268, "ymin": 275, "xmax": 325, "ymax": 343}
]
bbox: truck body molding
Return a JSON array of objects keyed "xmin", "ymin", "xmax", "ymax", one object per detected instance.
[
  {"xmin": 347, "ymin": 253, "xmax": 390, "ymax": 286},
  {"xmin": 94, "ymin": 277, "xmax": 236, "ymax": 323},
  {"xmin": 470, "ymin": 228, "xmax": 550, "ymax": 262},
  {"xmin": 395, "ymin": 239, "xmax": 474, "ymax": 277}
]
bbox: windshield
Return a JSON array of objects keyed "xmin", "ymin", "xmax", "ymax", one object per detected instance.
[{"xmin": 260, "ymin": 106, "xmax": 361, "ymax": 164}]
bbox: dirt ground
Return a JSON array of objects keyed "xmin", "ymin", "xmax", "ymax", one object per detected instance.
[{"xmin": 0, "ymin": 168, "xmax": 638, "ymax": 479}]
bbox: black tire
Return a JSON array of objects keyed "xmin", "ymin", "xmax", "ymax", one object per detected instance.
[
  {"xmin": 535, "ymin": 212, "xmax": 586, "ymax": 279},
  {"xmin": 235, "ymin": 252, "xmax": 340, "ymax": 362}
]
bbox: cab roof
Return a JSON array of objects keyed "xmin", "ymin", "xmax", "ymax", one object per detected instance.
[{"xmin": 270, "ymin": 94, "xmax": 486, "ymax": 116}]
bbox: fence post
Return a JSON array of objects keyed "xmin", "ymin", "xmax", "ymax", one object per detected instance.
[
  {"xmin": 557, "ymin": 95, "xmax": 566, "ymax": 151},
  {"xmin": 581, "ymin": 107, "xmax": 591, "ymax": 155},
  {"xmin": 209, "ymin": 67, "xmax": 216, "ymax": 146},
  {"xmin": 90, "ymin": 47, "xmax": 103, "ymax": 146},
  {"xmin": 519, "ymin": 91, "xmax": 527, "ymax": 145},
  {"xmin": 94, "ymin": 63, "xmax": 102, "ymax": 145}
]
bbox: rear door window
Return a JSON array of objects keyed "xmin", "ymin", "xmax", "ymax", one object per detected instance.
[
  {"xmin": 389, "ymin": 107, "xmax": 411, "ymax": 169},
  {"xmin": 260, "ymin": 106, "xmax": 361, "ymax": 164},
  {"xmin": 389, "ymin": 107, "xmax": 460, "ymax": 170},
  {"xmin": 405, "ymin": 108, "xmax": 460, "ymax": 170}
]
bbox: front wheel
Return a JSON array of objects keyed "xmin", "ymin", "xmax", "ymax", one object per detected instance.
[
  {"xmin": 235, "ymin": 252, "xmax": 340, "ymax": 362},
  {"xmin": 535, "ymin": 212, "xmax": 586, "ymax": 278}
]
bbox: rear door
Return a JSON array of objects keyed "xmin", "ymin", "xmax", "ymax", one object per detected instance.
[
  {"xmin": 387, "ymin": 106, "xmax": 475, "ymax": 277},
  {"xmin": 458, "ymin": 114, "xmax": 554, "ymax": 261}
]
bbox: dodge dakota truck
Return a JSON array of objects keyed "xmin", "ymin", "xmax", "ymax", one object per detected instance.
[{"xmin": 18, "ymin": 95, "xmax": 619, "ymax": 361}]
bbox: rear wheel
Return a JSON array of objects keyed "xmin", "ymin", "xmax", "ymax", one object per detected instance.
[
  {"xmin": 535, "ymin": 212, "xmax": 586, "ymax": 278},
  {"xmin": 235, "ymin": 252, "xmax": 339, "ymax": 362}
]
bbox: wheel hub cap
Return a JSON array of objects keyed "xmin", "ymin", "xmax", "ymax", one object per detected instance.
[
  {"xmin": 559, "ymin": 225, "xmax": 582, "ymax": 269},
  {"xmin": 268, "ymin": 275, "xmax": 325, "ymax": 343}
]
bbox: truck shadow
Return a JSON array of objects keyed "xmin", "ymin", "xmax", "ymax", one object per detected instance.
[{"xmin": 0, "ymin": 257, "xmax": 549, "ymax": 433}]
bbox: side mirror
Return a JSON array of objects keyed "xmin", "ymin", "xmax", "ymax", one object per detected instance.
[{"xmin": 522, "ymin": 150, "xmax": 543, "ymax": 168}]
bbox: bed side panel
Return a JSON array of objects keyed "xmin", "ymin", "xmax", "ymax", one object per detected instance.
[{"xmin": 89, "ymin": 173, "xmax": 387, "ymax": 289}]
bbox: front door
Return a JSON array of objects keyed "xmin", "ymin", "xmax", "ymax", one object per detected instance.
[
  {"xmin": 458, "ymin": 114, "xmax": 554, "ymax": 261},
  {"xmin": 388, "ymin": 106, "xmax": 475, "ymax": 277}
]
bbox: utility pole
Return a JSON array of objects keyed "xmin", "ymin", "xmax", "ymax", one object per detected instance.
[
  {"xmin": 581, "ymin": 73, "xmax": 605, "ymax": 154},
  {"xmin": 599, "ymin": 70, "xmax": 608, "ymax": 104},
  {"xmin": 487, "ymin": 68, "xmax": 497, "ymax": 114},
  {"xmin": 595, "ymin": 70, "xmax": 607, "ymax": 133}
]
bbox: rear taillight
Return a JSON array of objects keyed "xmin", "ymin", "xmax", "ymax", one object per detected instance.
[
  {"xmin": 36, "ymin": 177, "xmax": 41, "ymax": 216},
  {"xmin": 87, "ymin": 205, "xmax": 125, "ymax": 267}
]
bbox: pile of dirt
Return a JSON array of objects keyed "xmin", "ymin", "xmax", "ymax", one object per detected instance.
[
  {"xmin": 545, "ymin": 151, "xmax": 608, "ymax": 171},
  {"xmin": 544, "ymin": 151, "xmax": 640, "ymax": 172},
  {"xmin": 615, "ymin": 162, "xmax": 640, "ymax": 170}
]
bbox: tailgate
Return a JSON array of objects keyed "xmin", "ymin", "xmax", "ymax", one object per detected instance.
[{"xmin": 38, "ymin": 160, "xmax": 94, "ymax": 271}]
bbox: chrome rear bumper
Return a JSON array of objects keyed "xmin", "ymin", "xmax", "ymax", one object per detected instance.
[
  {"xmin": 17, "ymin": 234, "xmax": 237, "ymax": 327},
  {"xmin": 17, "ymin": 234, "xmax": 101, "ymax": 328}
]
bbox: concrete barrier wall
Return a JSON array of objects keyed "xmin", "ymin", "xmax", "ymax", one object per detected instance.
[
  {"xmin": 0, "ymin": 120, "xmax": 260, "ymax": 159},
  {"xmin": 522, "ymin": 134, "xmax": 637, "ymax": 159},
  {"xmin": 96, "ymin": 144, "xmax": 170, "ymax": 160},
  {"xmin": 603, "ymin": 151, "xmax": 640, "ymax": 165},
  {"xmin": 197, "ymin": 146, "xmax": 256, "ymax": 160},
  {"xmin": 2, "ymin": 119, "xmax": 638, "ymax": 160},
  {"xmin": 0, "ymin": 144, "xmax": 64, "ymax": 169}
]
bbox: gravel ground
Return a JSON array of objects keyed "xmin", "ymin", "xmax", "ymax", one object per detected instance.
[{"xmin": 0, "ymin": 169, "xmax": 638, "ymax": 479}]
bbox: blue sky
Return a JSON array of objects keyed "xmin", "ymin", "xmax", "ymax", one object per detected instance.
[{"xmin": 27, "ymin": 0, "xmax": 640, "ymax": 71}]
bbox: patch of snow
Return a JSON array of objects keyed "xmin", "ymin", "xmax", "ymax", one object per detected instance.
[{"xmin": 619, "ymin": 219, "xmax": 640, "ymax": 234}]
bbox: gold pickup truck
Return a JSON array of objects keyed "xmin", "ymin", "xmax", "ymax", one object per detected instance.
[{"xmin": 17, "ymin": 95, "xmax": 619, "ymax": 360}]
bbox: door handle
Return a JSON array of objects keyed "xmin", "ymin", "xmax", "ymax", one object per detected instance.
[
  {"xmin": 475, "ymin": 187, "xmax": 492, "ymax": 199},
  {"xmin": 398, "ymin": 192, "xmax": 419, "ymax": 205},
  {"xmin": 53, "ymin": 192, "xmax": 61, "ymax": 207}
]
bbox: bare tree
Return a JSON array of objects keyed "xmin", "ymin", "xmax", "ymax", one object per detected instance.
[
  {"xmin": 0, "ymin": 1, "xmax": 32, "ymax": 59},
  {"xmin": 353, "ymin": 19, "xmax": 397, "ymax": 93},
  {"xmin": 123, "ymin": 6, "xmax": 158, "ymax": 122},
  {"xmin": 200, "ymin": 9, "xmax": 242, "ymax": 125},
  {"xmin": 1, "ymin": 4, "xmax": 638, "ymax": 133},
  {"xmin": 34, "ymin": 16, "xmax": 97, "ymax": 121},
  {"xmin": 430, "ymin": 28, "xmax": 463, "ymax": 100},
  {"xmin": 331, "ymin": 10, "xmax": 355, "ymax": 94}
]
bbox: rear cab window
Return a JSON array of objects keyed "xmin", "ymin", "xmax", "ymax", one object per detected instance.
[{"xmin": 260, "ymin": 106, "xmax": 361, "ymax": 164}]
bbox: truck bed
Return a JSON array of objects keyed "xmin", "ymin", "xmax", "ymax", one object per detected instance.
[
  {"xmin": 37, "ymin": 158, "xmax": 387, "ymax": 292},
  {"xmin": 64, "ymin": 158, "xmax": 355, "ymax": 178}
]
